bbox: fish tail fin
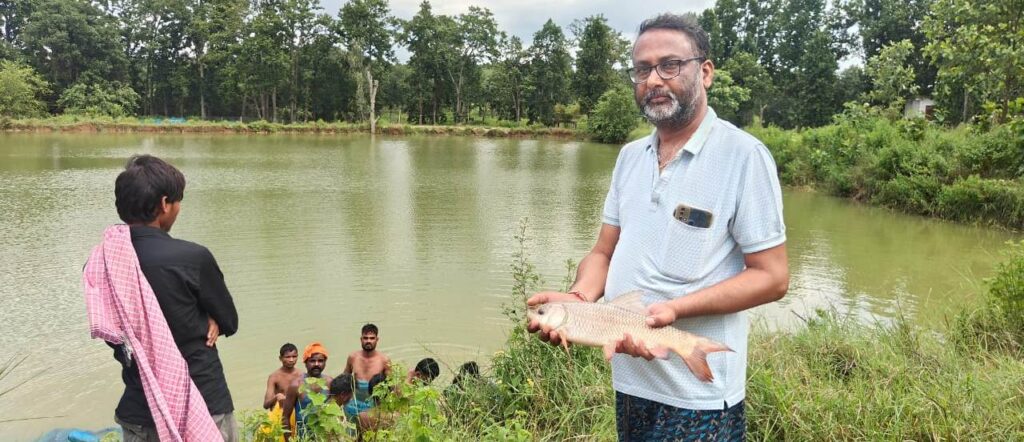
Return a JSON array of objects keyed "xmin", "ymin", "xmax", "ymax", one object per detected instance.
[{"xmin": 672, "ymin": 339, "xmax": 733, "ymax": 383}]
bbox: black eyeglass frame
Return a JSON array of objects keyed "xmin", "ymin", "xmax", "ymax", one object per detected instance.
[{"xmin": 626, "ymin": 56, "xmax": 706, "ymax": 84}]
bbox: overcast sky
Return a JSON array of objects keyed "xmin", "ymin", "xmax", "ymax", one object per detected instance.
[{"xmin": 318, "ymin": 0, "xmax": 716, "ymax": 59}]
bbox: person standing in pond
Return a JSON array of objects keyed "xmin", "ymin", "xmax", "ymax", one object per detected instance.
[
  {"xmin": 343, "ymin": 324, "xmax": 392, "ymax": 417},
  {"xmin": 84, "ymin": 154, "xmax": 239, "ymax": 442},
  {"xmin": 282, "ymin": 342, "xmax": 332, "ymax": 440},
  {"xmin": 527, "ymin": 13, "xmax": 789, "ymax": 441},
  {"xmin": 264, "ymin": 343, "xmax": 302, "ymax": 410}
]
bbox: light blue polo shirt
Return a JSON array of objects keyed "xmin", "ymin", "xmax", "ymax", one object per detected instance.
[{"xmin": 603, "ymin": 107, "xmax": 786, "ymax": 410}]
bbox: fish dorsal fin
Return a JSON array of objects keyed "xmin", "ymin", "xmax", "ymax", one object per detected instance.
[{"xmin": 607, "ymin": 290, "xmax": 647, "ymax": 314}]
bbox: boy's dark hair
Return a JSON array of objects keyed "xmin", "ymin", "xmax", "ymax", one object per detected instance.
[
  {"xmin": 361, "ymin": 323, "xmax": 379, "ymax": 335},
  {"xmin": 637, "ymin": 13, "xmax": 711, "ymax": 60},
  {"xmin": 114, "ymin": 155, "xmax": 186, "ymax": 224},
  {"xmin": 280, "ymin": 343, "xmax": 297, "ymax": 357},
  {"xmin": 329, "ymin": 373, "xmax": 354, "ymax": 396},
  {"xmin": 414, "ymin": 358, "xmax": 440, "ymax": 381},
  {"xmin": 367, "ymin": 373, "xmax": 389, "ymax": 403},
  {"xmin": 458, "ymin": 361, "xmax": 480, "ymax": 377}
]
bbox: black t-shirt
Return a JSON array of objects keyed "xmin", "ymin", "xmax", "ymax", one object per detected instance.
[{"xmin": 111, "ymin": 225, "xmax": 239, "ymax": 426}]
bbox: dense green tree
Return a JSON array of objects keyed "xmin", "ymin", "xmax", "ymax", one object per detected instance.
[
  {"xmin": 525, "ymin": 19, "xmax": 572, "ymax": 126},
  {"xmin": 847, "ymin": 0, "xmax": 935, "ymax": 93},
  {"xmin": 707, "ymin": 69, "xmax": 751, "ymax": 123},
  {"xmin": 863, "ymin": 39, "xmax": 919, "ymax": 112},
  {"xmin": 22, "ymin": 0, "xmax": 127, "ymax": 94},
  {"xmin": 571, "ymin": 15, "xmax": 620, "ymax": 114},
  {"xmin": 377, "ymin": 62, "xmax": 410, "ymax": 121},
  {"xmin": 834, "ymin": 65, "xmax": 869, "ymax": 108},
  {"xmin": 1, "ymin": 0, "xmax": 33, "ymax": 49},
  {"xmin": 339, "ymin": 0, "xmax": 395, "ymax": 131},
  {"xmin": 484, "ymin": 35, "xmax": 528, "ymax": 121},
  {"xmin": 720, "ymin": 51, "xmax": 772, "ymax": 125},
  {"xmin": 184, "ymin": 0, "xmax": 249, "ymax": 119},
  {"xmin": 401, "ymin": 1, "xmax": 450, "ymax": 124},
  {"xmin": 700, "ymin": 0, "xmax": 742, "ymax": 63},
  {"xmin": 588, "ymin": 85, "xmax": 638, "ymax": 144},
  {"xmin": 232, "ymin": 3, "xmax": 290, "ymax": 121},
  {"xmin": 442, "ymin": 6, "xmax": 498, "ymax": 123},
  {"xmin": 0, "ymin": 60, "xmax": 48, "ymax": 117},
  {"xmin": 925, "ymin": 0, "xmax": 1024, "ymax": 123}
]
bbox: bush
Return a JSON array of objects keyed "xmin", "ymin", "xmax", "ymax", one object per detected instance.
[
  {"xmin": 871, "ymin": 174, "xmax": 942, "ymax": 215},
  {"xmin": 588, "ymin": 86, "xmax": 639, "ymax": 144},
  {"xmin": 0, "ymin": 60, "xmax": 50, "ymax": 118},
  {"xmin": 58, "ymin": 80, "xmax": 140, "ymax": 118},
  {"xmin": 936, "ymin": 176, "xmax": 1024, "ymax": 228}
]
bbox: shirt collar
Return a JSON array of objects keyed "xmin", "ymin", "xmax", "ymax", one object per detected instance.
[
  {"xmin": 644, "ymin": 106, "xmax": 718, "ymax": 159},
  {"xmin": 130, "ymin": 224, "xmax": 171, "ymax": 238}
]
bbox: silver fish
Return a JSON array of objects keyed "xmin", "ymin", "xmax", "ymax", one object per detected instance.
[{"xmin": 527, "ymin": 291, "xmax": 732, "ymax": 382}]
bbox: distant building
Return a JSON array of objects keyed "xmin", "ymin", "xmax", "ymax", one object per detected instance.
[{"xmin": 904, "ymin": 97, "xmax": 936, "ymax": 119}]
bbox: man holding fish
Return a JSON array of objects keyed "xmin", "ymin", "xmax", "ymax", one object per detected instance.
[{"xmin": 528, "ymin": 13, "xmax": 789, "ymax": 441}]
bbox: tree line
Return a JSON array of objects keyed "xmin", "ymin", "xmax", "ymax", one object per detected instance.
[{"xmin": 0, "ymin": 0, "xmax": 1019, "ymax": 129}]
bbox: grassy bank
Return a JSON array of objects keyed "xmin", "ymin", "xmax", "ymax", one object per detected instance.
[
  {"xmin": 240, "ymin": 223, "xmax": 1024, "ymax": 441},
  {"xmin": 0, "ymin": 116, "xmax": 582, "ymax": 139}
]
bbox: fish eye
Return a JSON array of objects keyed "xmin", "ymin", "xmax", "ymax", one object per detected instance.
[{"xmin": 538, "ymin": 307, "xmax": 546, "ymax": 314}]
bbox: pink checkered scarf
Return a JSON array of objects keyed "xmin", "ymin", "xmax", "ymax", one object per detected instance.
[{"xmin": 83, "ymin": 224, "xmax": 221, "ymax": 442}]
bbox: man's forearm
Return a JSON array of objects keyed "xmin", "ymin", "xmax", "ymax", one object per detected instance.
[
  {"xmin": 569, "ymin": 250, "xmax": 611, "ymax": 302},
  {"xmin": 669, "ymin": 252, "xmax": 789, "ymax": 318}
]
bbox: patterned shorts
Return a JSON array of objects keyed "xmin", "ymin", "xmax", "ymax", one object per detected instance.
[{"xmin": 615, "ymin": 392, "xmax": 745, "ymax": 441}]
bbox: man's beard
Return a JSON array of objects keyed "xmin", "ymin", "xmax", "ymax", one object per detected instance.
[
  {"xmin": 362, "ymin": 343, "xmax": 375, "ymax": 351},
  {"xmin": 638, "ymin": 71, "xmax": 702, "ymax": 128}
]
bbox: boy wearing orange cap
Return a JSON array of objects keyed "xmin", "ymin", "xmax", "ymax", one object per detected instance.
[{"xmin": 281, "ymin": 342, "xmax": 332, "ymax": 440}]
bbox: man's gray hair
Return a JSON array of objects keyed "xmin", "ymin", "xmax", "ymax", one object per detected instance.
[{"xmin": 637, "ymin": 13, "xmax": 711, "ymax": 60}]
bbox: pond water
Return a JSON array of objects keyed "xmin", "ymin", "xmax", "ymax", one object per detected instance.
[{"xmin": 0, "ymin": 133, "xmax": 1017, "ymax": 439}]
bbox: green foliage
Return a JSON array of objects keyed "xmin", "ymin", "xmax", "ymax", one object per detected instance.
[
  {"xmin": 588, "ymin": 86, "xmax": 639, "ymax": 144},
  {"xmin": 707, "ymin": 68, "xmax": 751, "ymax": 124},
  {"xmin": 21, "ymin": 0, "xmax": 128, "ymax": 92},
  {"xmin": 571, "ymin": 15, "xmax": 622, "ymax": 114},
  {"xmin": 299, "ymin": 377, "xmax": 353, "ymax": 440},
  {"xmin": 240, "ymin": 407, "xmax": 287, "ymax": 442},
  {"xmin": 936, "ymin": 176, "xmax": 1024, "ymax": 228},
  {"xmin": 924, "ymin": 0, "xmax": 1024, "ymax": 124},
  {"xmin": 846, "ymin": 0, "xmax": 935, "ymax": 95},
  {"xmin": 863, "ymin": 40, "xmax": 920, "ymax": 112},
  {"xmin": 0, "ymin": 60, "xmax": 49, "ymax": 117},
  {"xmin": 752, "ymin": 111, "xmax": 1024, "ymax": 229},
  {"xmin": 57, "ymin": 80, "xmax": 140, "ymax": 118},
  {"xmin": 525, "ymin": 19, "xmax": 572, "ymax": 126},
  {"xmin": 720, "ymin": 51, "xmax": 773, "ymax": 126}
]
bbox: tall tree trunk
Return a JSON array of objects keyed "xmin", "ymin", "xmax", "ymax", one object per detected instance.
[
  {"xmin": 366, "ymin": 68, "xmax": 378, "ymax": 134},
  {"xmin": 962, "ymin": 89, "xmax": 969, "ymax": 122},
  {"xmin": 199, "ymin": 61, "xmax": 207, "ymax": 119},
  {"xmin": 272, "ymin": 87, "xmax": 278, "ymax": 123}
]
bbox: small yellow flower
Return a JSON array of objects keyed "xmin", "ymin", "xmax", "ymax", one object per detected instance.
[{"xmin": 526, "ymin": 378, "xmax": 534, "ymax": 387}]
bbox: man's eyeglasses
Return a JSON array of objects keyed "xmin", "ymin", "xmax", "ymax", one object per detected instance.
[{"xmin": 626, "ymin": 57, "xmax": 705, "ymax": 84}]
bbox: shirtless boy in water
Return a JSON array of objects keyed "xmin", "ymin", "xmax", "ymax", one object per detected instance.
[
  {"xmin": 342, "ymin": 324, "xmax": 391, "ymax": 417},
  {"xmin": 263, "ymin": 343, "xmax": 302, "ymax": 409}
]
